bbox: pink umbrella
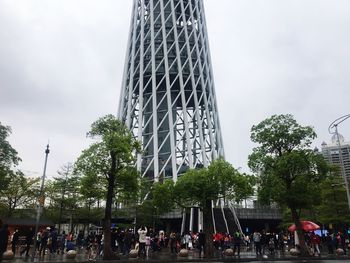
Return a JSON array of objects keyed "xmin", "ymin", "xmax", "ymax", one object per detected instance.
[{"xmin": 288, "ymin": 221, "xmax": 320, "ymax": 232}]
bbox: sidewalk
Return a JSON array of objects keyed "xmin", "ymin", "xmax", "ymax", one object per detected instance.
[{"xmin": 6, "ymin": 248, "xmax": 350, "ymax": 263}]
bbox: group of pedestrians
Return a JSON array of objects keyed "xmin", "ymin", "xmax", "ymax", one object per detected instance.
[{"xmin": 2, "ymin": 222, "xmax": 349, "ymax": 260}]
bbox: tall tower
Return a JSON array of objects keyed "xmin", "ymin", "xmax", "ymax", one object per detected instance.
[{"xmin": 118, "ymin": 0, "xmax": 224, "ymax": 182}]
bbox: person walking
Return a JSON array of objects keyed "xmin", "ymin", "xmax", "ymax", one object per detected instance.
[
  {"xmin": 20, "ymin": 227, "xmax": 34, "ymax": 257},
  {"xmin": 11, "ymin": 229, "xmax": 20, "ymax": 255},
  {"xmin": 137, "ymin": 226, "xmax": 147, "ymax": 258}
]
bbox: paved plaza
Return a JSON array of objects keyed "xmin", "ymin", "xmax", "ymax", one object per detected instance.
[{"xmin": 5, "ymin": 248, "xmax": 350, "ymax": 263}]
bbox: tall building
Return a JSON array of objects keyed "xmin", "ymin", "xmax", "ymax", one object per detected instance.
[
  {"xmin": 321, "ymin": 134, "xmax": 350, "ymax": 180},
  {"xmin": 118, "ymin": 0, "xmax": 224, "ymax": 181}
]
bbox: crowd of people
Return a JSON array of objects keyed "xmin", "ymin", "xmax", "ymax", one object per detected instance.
[{"xmin": 0, "ymin": 222, "xmax": 349, "ymax": 260}]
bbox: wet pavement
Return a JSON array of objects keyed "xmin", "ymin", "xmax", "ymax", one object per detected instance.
[{"xmin": 4, "ymin": 248, "xmax": 350, "ymax": 263}]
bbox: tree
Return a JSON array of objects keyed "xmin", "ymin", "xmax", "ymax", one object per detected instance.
[
  {"xmin": 152, "ymin": 158, "xmax": 254, "ymax": 257},
  {"xmin": 0, "ymin": 122, "xmax": 21, "ymax": 193},
  {"xmin": 0, "ymin": 171, "xmax": 39, "ymax": 217},
  {"xmin": 45, "ymin": 163, "xmax": 81, "ymax": 233},
  {"xmin": 248, "ymin": 114, "xmax": 329, "ymax": 256},
  {"xmin": 315, "ymin": 165, "xmax": 350, "ymax": 231},
  {"xmin": 75, "ymin": 114, "xmax": 141, "ymax": 260}
]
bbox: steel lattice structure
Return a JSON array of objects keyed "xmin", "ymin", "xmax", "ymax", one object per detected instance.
[{"xmin": 118, "ymin": 0, "xmax": 224, "ymax": 182}]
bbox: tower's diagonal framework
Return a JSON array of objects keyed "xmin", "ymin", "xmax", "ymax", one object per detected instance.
[{"xmin": 118, "ymin": 0, "xmax": 224, "ymax": 181}]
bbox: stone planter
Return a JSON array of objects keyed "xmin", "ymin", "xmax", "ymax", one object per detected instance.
[
  {"xmin": 336, "ymin": 248, "xmax": 344, "ymax": 255},
  {"xmin": 178, "ymin": 249, "xmax": 189, "ymax": 257},
  {"xmin": 66, "ymin": 250, "xmax": 77, "ymax": 259},
  {"xmin": 129, "ymin": 249, "xmax": 138, "ymax": 258},
  {"xmin": 2, "ymin": 251, "xmax": 14, "ymax": 260},
  {"xmin": 289, "ymin": 248, "xmax": 301, "ymax": 256},
  {"xmin": 224, "ymin": 248, "xmax": 234, "ymax": 256}
]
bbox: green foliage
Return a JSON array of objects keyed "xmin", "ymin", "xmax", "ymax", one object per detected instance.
[
  {"xmin": 0, "ymin": 122, "xmax": 21, "ymax": 168},
  {"xmin": 87, "ymin": 114, "xmax": 141, "ymax": 164},
  {"xmin": 46, "ymin": 164, "xmax": 81, "ymax": 211},
  {"xmin": 249, "ymin": 114, "xmax": 329, "ymax": 210},
  {"xmin": 75, "ymin": 114, "xmax": 141, "ymax": 259},
  {"xmin": 315, "ymin": 165, "xmax": 350, "ymax": 227},
  {"xmin": 75, "ymin": 115, "xmax": 141, "ymax": 202},
  {"xmin": 248, "ymin": 114, "xmax": 330, "ymax": 255},
  {"xmin": 152, "ymin": 158, "xmax": 254, "ymax": 212},
  {"xmin": 79, "ymin": 171, "xmax": 105, "ymax": 208},
  {"xmin": 0, "ymin": 171, "xmax": 40, "ymax": 217},
  {"xmin": 152, "ymin": 180, "xmax": 175, "ymax": 214},
  {"xmin": 173, "ymin": 158, "xmax": 254, "ymax": 210},
  {"xmin": 0, "ymin": 122, "xmax": 21, "ymax": 193}
]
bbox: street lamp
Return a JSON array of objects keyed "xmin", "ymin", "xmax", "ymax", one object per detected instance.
[
  {"xmin": 328, "ymin": 114, "xmax": 350, "ymax": 211},
  {"xmin": 31, "ymin": 144, "xmax": 50, "ymax": 262}
]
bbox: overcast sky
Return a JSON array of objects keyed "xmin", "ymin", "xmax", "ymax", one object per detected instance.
[{"xmin": 1, "ymin": 0, "xmax": 350, "ymax": 179}]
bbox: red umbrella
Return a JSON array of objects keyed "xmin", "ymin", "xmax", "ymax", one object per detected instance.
[{"xmin": 288, "ymin": 221, "xmax": 320, "ymax": 232}]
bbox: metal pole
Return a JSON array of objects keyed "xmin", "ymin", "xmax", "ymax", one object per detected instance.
[
  {"xmin": 58, "ymin": 166, "xmax": 70, "ymax": 235},
  {"xmin": 31, "ymin": 144, "xmax": 50, "ymax": 262},
  {"xmin": 334, "ymin": 125, "xmax": 350, "ymax": 211}
]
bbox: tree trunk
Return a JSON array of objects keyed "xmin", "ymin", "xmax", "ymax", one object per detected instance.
[
  {"xmin": 291, "ymin": 207, "xmax": 310, "ymax": 257},
  {"xmin": 103, "ymin": 152, "xmax": 117, "ymax": 260},
  {"xmin": 203, "ymin": 200, "xmax": 215, "ymax": 258}
]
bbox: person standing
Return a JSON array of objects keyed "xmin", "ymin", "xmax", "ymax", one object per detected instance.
[
  {"xmin": 123, "ymin": 230, "xmax": 132, "ymax": 255},
  {"xmin": 11, "ymin": 229, "xmax": 20, "ymax": 255},
  {"xmin": 59, "ymin": 231, "xmax": 67, "ymax": 254},
  {"xmin": 50, "ymin": 228, "xmax": 58, "ymax": 254},
  {"xmin": 20, "ymin": 227, "xmax": 34, "ymax": 257},
  {"xmin": 197, "ymin": 230, "xmax": 206, "ymax": 258},
  {"xmin": 0, "ymin": 224, "xmax": 10, "ymax": 260},
  {"xmin": 169, "ymin": 231, "xmax": 177, "ymax": 254},
  {"xmin": 137, "ymin": 226, "xmax": 147, "ymax": 258},
  {"xmin": 233, "ymin": 231, "xmax": 241, "ymax": 256},
  {"xmin": 145, "ymin": 235, "xmax": 151, "ymax": 257},
  {"xmin": 253, "ymin": 230, "xmax": 262, "ymax": 256},
  {"xmin": 39, "ymin": 227, "xmax": 49, "ymax": 256},
  {"xmin": 326, "ymin": 233, "xmax": 334, "ymax": 254},
  {"xmin": 184, "ymin": 232, "xmax": 191, "ymax": 250},
  {"xmin": 310, "ymin": 232, "xmax": 321, "ymax": 256}
]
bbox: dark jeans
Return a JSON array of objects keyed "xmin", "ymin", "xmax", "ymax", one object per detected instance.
[
  {"xmin": 39, "ymin": 241, "xmax": 47, "ymax": 255},
  {"xmin": 12, "ymin": 243, "xmax": 18, "ymax": 255},
  {"xmin": 255, "ymin": 242, "xmax": 262, "ymax": 255},
  {"xmin": 123, "ymin": 242, "xmax": 131, "ymax": 255},
  {"xmin": 170, "ymin": 242, "xmax": 177, "ymax": 254},
  {"xmin": 198, "ymin": 243, "xmax": 205, "ymax": 257},
  {"xmin": 138, "ymin": 242, "xmax": 146, "ymax": 258}
]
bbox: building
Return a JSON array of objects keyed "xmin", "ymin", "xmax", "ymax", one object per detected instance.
[
  {"xmin": 321, "ymin": 134, "xmax": 350, "ymax": 180},
  {"xmin": 117, "ymin": 0, "xmax": 282, "ymax": 233},
  {"xmin": 118, "ymin": 0, "xmax": 224, "ymax": 182}
]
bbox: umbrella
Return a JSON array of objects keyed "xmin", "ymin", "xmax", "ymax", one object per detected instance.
[{"xmin": 288, "ymin": 221, "xmax": 320, "ymax": 232}]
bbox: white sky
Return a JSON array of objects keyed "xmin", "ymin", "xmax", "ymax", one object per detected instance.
[{"xmin": 1, "ymin": 0, "xmax": 350, "ymax": 178}]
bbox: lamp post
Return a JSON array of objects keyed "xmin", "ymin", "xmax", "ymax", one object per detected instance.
[
  {"xmin": 329, "ymin": 114, "xmax": 350, "ymax": 211},
  {"xmin": 31, "ymin": 144, "xmax": 50, "ymax": 262}
]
